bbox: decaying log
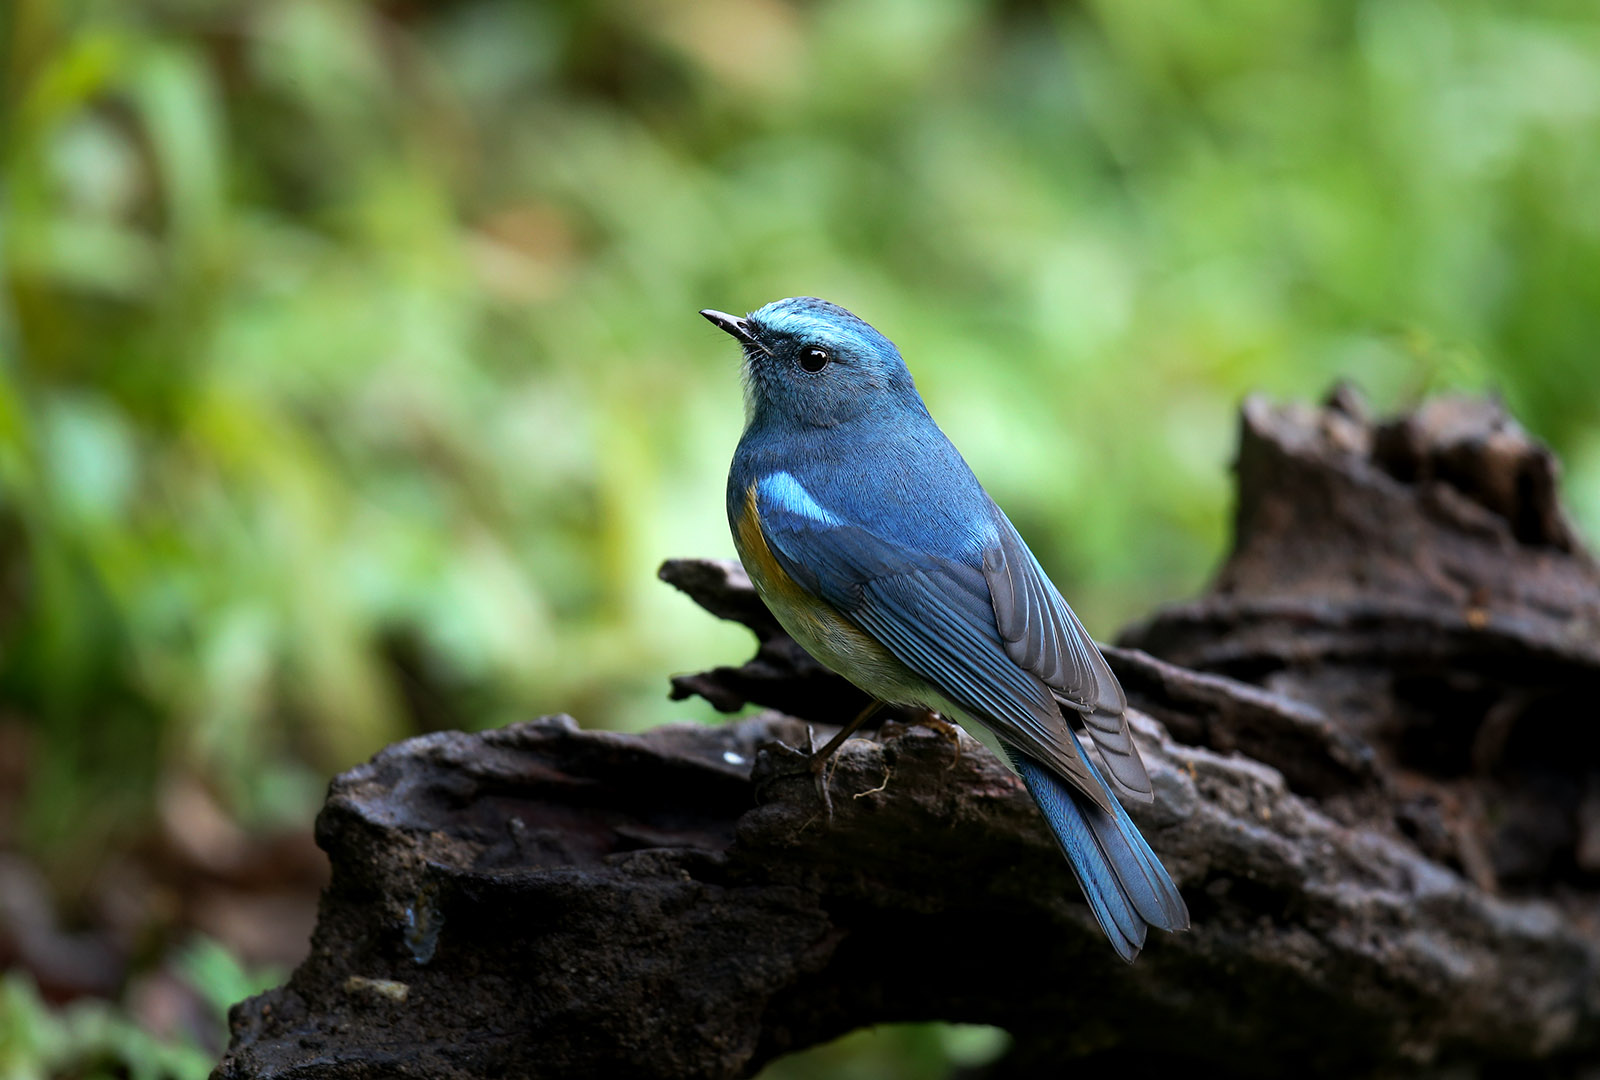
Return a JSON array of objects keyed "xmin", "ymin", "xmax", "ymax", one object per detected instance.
[
  {"xmin": 214, "ymin": 390, "xmax": 1600, "ymax": 1079},
  {"xmin": 1120, "ymin": 390, "xmax": 1600, "ymax": 894}
]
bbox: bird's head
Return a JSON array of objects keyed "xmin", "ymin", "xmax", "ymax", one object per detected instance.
[{"xmin": 701, "ymin": 297, "xmax": 920, "ymax": 429}]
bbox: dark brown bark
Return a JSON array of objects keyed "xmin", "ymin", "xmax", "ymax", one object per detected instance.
[{"xmin": 214, "ymin": 389, "xmax": 1600, "ymax": 1079}]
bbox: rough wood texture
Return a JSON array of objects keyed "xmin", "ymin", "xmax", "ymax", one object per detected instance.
[{"xmin": 215, "ymin": 390, "xmax": 1600, "ymax": 1079}]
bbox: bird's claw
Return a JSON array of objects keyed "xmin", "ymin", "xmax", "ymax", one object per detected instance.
[{"xmin": 912, "ymin": 710, "xmax": 963, "ymax": 769}]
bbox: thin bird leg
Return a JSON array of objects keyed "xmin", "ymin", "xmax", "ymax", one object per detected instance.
[
  {"xmin": 809, "ymin": 700, "xmax": 884, "ymax": 817},
  {"xmin": 809, "ymin": 699, "xmax": 885, "ymax": 767}
]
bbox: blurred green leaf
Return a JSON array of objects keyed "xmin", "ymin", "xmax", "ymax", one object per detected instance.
[
  {"xmin": 0, "ymin": 972, "xmax": 214, "ymax": 1080},
  {"xmin": 755, "ymin": 1022, "xmax": 1009, "ymax": 1080},
  {"xmin": 177, "ymin": 937, "xmax": 285, "ymax": 1021}
]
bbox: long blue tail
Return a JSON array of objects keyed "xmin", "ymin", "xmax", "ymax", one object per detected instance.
[{"xmin": 1008, "ymin": 745, "xmax": 1189, "ymax": 962}]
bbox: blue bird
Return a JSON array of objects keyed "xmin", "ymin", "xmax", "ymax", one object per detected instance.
[{"xmin": 702, "ymin": 297, "xmax": 1188, "ymax": 962}]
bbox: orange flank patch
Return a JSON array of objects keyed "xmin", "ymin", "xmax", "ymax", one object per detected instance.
[
  {"xmin": 734, "ymin": 482, "xmax": 906, "ymax": 694},
  {"xmin": 736, "ymin": 483, "xmax": 818, "ymax": 614}
]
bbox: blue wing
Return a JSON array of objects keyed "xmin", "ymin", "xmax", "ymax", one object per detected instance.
[
  {"xmin": 984, "ymin": 513, "xmax": 1152, "ymax": 802},
  {"xmin": 754, "ymin": 475, "xmax": 1114, "ymax": 813},
  {"xmin": 752, "ymin": 470, "xmax": 1188, "ymax": 956}
]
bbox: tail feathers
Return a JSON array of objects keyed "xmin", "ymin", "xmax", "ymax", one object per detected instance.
[
  {"xmin": 1009, "ymin": 746, "xmax": 1188, "ymax": 963},
  {"xmin": 1080, "ymin": 749, "xmax": 1189, "ymax": 933}
]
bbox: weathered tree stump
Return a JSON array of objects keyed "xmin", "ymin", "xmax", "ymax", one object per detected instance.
[{"xmin": 214, "ymin": 390, "xmax": 1600, "ymax": 1079}]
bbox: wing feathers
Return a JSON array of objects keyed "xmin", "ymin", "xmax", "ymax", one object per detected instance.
[
  {"xmin": 1075, "ymin": 704, "xmax": 1154, "ymax": 805},
  {"xmin": 850, "ymin": 569, "xmax": 1111, "ymax": 813},
  {"xmin": 754, "ymin": 481, "xmax": 1132, "ymax": 814},
  {"xmin": 745, "ymin": 470, "xmax": 1185, "ymax": 959},
  {"xmin": 985, "ymin": 520, "xmax": 1152, "ymax": 803}
]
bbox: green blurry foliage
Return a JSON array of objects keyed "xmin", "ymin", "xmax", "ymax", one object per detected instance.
[
  {"xmin": 0, "ymin": 962, "xmax": 225, "ymax": 1080},
  {"xmin": 2, "ymin": 0, "xmax": 1599, "ymax": 883},
  {"xmin": 0, "ymin": 937, "xmax": 279, "ymax": 1078},
  {"xmin": 755, "ymin": 1023, "xmax": 1009, "ymax": 1080}
]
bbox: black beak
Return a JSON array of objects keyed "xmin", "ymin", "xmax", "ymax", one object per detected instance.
[{"xmin": 700, "ymin": 309, "xmax": 763, "ymax": 350}]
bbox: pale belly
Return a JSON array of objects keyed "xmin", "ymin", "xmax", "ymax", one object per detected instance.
[{"xmin": 754, "ymin": 570, "xmax": 927, "ymax": 704}]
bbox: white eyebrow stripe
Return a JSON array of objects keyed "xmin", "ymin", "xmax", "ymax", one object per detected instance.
[{"xmin": 759, "ymin": 471, "xmax": 843, "ymax": 526}]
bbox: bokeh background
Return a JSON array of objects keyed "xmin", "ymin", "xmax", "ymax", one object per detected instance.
[{"xmin": 3, "ymin": 0, "xmax": 1599, "ymax": 1075}]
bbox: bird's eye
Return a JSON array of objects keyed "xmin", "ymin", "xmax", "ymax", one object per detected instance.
[{"xmin": 799, "ymin": 347, "xmax": 830, "ymax": 373}]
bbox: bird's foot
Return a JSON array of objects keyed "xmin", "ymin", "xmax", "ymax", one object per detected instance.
[
  {"xmin": 801, "ymin": 701, "xmax": 884, "ymax": 819},
  {"xmin": 911, "ymin": 710, "xmax": 963, "ymax": 769}
]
